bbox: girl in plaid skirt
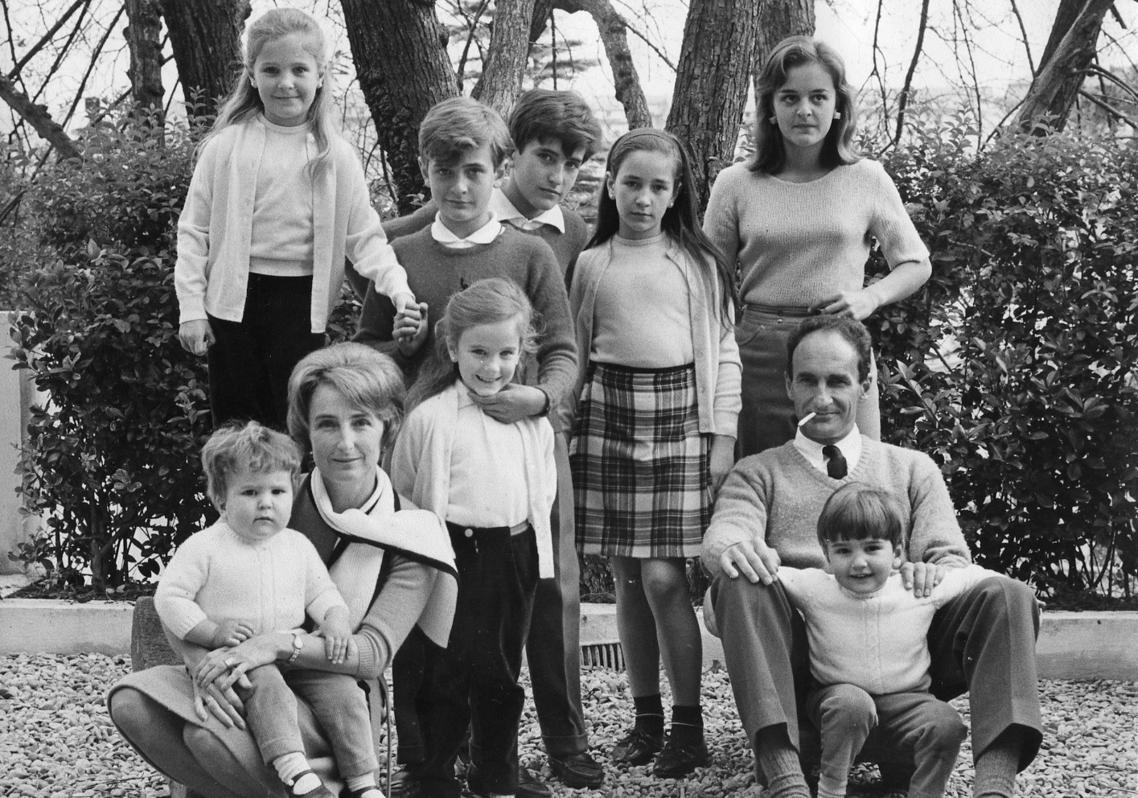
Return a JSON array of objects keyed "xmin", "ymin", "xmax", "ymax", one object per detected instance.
[{"xmin": 566, "ymin": 129, "xmax": 741, "ymax": 778}]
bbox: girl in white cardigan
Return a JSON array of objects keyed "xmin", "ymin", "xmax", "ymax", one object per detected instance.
[
  {"xmin": 391, "ymin": 278, "xmax": 556, "ymax": 798},
  {"xmin": 174, "ymin": 8, "xmax": 416, "ymax": 430}
]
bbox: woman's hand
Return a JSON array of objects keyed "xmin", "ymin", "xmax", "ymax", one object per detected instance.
[
  {"xmin": 194, "ymin": 633, "xmax": 283, "ymax": 691},
  {"xmin": 814, "ymin": 288, "xmax": 881, "ymax": 321},
  {"xmin": 191, "ymin": 670, "xmax": 249, "ymax": 729}
]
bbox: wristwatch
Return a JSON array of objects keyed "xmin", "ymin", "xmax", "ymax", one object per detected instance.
[{"xmin": 287, "ymin": 630, "xmax": 304, "ymax": 664}]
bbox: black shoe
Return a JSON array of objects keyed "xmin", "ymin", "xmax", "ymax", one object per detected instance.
[
  {"xmin": 388, "ymin": 768, "xmax": 425, "ymax": 798},
  {"xmin": 611, "ymin": 727, "xmax": 664, "ymax": 765},
  {"xmin": 515, "ymin": 767, "xmax": 553, "ymax": 798},
  {"xmin": 548, "ymin": 751, "xmax": 605, "ymax": 788},
  {"xmin": 651, "ymin": 737, "xmax": 709, "ymax": 778}
]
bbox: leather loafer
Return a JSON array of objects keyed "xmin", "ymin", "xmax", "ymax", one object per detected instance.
[
  {"xmin": 610, "ymin": 727, "xmax": 664, "ymax": 765},
  {"xmin": 548, "ymin": 751, "xmax": 605, "ymax": 788},
  {"xmin": 515, "ymin": 767, "xmax": 553, "ymax": 798},
  {"xmin": 652, "ymin": 738, "xmax": 709, "ymax": 778}
]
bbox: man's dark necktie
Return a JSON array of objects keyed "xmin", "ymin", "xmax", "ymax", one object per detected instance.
[{"xmin": 822, "ymin": 444, "xmax": 848, "ymax": 479}]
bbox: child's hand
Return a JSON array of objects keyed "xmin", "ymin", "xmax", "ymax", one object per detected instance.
[
  {"xmin": 319, "ymin": 608, "xmax": 354, "ymax": 664},
  {"xmin": 211, "ymin": 619, "xmax": 254, "ymax": 648},
  {"xmin": 709, "ymin": 435, "xmax": 735, "ymax": 496},
  {"xmin": 395, "ymin": 301, "xmax": 429, "ymax": 356},
  {"xmin": 178, "ymin": 319, "xmax": 215, "ymax": 356}
]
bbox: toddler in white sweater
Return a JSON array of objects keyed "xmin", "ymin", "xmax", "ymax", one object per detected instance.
[
  {"xmin": 776, "ymin": 483, "xmax": 995, "ymax": 798},
  {"xmin": 155, "ymin": 422, "xmax": 383, "ymax": 798}
]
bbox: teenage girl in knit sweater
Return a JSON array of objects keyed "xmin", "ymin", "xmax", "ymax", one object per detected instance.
[
  {"xmin": 703, "ymin": 35, "xmax": 931, "ymax": 457},
  {"xmin": 175, "ymin": 8, "xmax": 416, "ymax": 430},
  {"xmin": 567, "ymin": 129, "xmax": 740, "ymax": 778}
]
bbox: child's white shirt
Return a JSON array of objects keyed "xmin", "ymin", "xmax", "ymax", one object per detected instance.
[
  {"xmin": 778, "ymin": 564, "xmax": 995, "ymax": 694},
  {"xmin": 391, "ymin": 382, "xmax": 557, "ymax": 577},
  {"xmin": 154, "ymin": 521, "xmax": 347, "ymax": 641}
]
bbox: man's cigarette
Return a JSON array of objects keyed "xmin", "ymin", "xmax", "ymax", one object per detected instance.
[{"xmin": 797, "ymin": 411, "xmax": 817, "ymax": 427}]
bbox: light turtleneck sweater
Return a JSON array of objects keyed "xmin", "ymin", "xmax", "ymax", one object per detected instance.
[
  {"xmin": 702, "ymin": 437, "xmax": 971, "ymax": 575},
  {"xmin": 591, "ymin": 233, "xmax": 694, "ymax": 367},
  {"xmin": 702, "ymin": 159, "xmax": 928, "ymax": 307}
]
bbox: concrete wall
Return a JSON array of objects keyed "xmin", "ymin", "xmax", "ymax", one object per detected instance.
[{"xmin": 0, "ymin": 311, "xmax": 40, "ymax": 575}]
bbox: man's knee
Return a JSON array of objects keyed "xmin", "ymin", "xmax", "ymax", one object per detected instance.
[{"xmin": 921, "ymin": 702, "xmax": 967, "ymax": 750}]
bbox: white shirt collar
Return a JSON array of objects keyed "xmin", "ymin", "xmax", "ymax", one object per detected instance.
[
  {"xmin": 793, "ymin": 425, "xmax": 863, "ymax": 475},
  {"xmin": 431, "ymin": 212, "xmax": 503, "ymax": 248},
  {"xmin": 490, "ymin": 187, "xmax": 565, "ymax": 233}
]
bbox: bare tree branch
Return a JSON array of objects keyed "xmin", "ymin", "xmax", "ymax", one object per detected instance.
[
  {"xmin": 1008, "ymin": 0, "xmax": 1035, "ymax": 76},
  {"xmin": 1078, "ymin": 85, "xmax": 1138, "ymax": 127},
  {"xmin": 0, "ymin": 73, "xmax": 80, "ymax": 159},
  {"xmin": 455, "ymin": 0, "xmax": 491, "ymax": 93},
  {"xmin": 61, "ymin": 5, "xmax": 122, "ymax": 129},
  {"xmin": 5, "ymin": 0, "xmax": 89, "ymax": 80},
  {"xmin": 887, "ymin": 0, "xmax": 931, "ymax": 150},
  {"xmin": 552, "ymin": 0, "xmax": 652, "ymax": 128}
]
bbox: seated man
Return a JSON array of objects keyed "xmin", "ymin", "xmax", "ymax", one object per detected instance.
[{"xmin": 701, "ymin": 315, "xmax": 1043, "ymax": 798}]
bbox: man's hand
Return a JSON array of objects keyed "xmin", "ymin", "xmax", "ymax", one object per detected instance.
[
  {"xmin": 470, "ymin": 384, "xmax": 547, "ymax": 424},
  {"xmin": 900, "ymin": 561, "xmax": 946, "ymax": 597},
  {"xmin": 719, "ymin": 539, "xmax": 780, "ymax": 584}
]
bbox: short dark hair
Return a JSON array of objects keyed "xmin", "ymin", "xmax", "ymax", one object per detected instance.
[
  {"xmin": 816, "ymin": 482, "xmax": 904, "ymax": 550},
  {"xmin": 509, "ymin": 88, "xmax": 602, "ymax": 161},
  {"xmin": 786, "ymin": 315, "xmax": 872, "ymax": 383}
]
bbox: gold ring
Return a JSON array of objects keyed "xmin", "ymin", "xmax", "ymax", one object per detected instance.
[{"xmin": 225, "ymin": 657, "xmax": 236, "ymax": 668}]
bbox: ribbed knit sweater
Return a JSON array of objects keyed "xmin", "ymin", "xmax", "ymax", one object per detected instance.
[
  {"xmin": 778, "ymin": 564, "xmax": 995, "ymax": 694},
  {"xmin": 702, "ymin": 438, "xmax": 970, "ymax": 575},
  {"xmin": 702, "ymin": 159, "xmax": 928, "ymax": 307},
  {"xmin": 354, "ymin": 226, "xmax": 577, "ymax": 413}
]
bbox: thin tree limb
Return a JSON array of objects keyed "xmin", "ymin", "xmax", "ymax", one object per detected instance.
[
  {"xmin": 1078, "ymin": 86, "xmax": 1138, "ymax": 127},
  {"xmin": 1008, "ymin": 0, "xmax": 1035, "ymax": 76},
  {"xmin": 60, "ymin": 5, "xmax": 122, "ymax": 130},
  {"xmin": 888, "ymin": 0, "xmax": 931, "ymax": 150},
  {"xmin": 5, "ymin": 0, "xmax": 88, "ymax": 80}
]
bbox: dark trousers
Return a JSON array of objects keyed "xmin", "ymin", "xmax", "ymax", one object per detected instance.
[
  {"xmin": 709, "ymin": 574, "xmax": 1044, "ymax": 774},
  {"xmin": 207, "ymin": 274, "xmax": 324, "ymax": 431},
  {"xmin": 394, "ymin": 435, "xmax": 587, "ymax": 764},
  {"xmin": 401, "ymin": 523, "xmax": 539, "ymax": 797}
]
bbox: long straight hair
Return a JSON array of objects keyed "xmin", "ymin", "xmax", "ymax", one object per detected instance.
[
  {"xmin": 196, "ymin": 8, "xmax": 337, "ymax": 177},
  {"xmin": 588, "ymin": 128, "xmax": 735, "ymax": 324},
  {"xmin": 407, "ymin": 278, "xmax": 540, "ymax": 411},
  {"xmin": 750, "ymin": 36, "xmax": 861, "ymax": 175}
]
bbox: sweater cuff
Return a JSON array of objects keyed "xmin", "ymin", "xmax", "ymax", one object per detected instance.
[{"xmin": 178, "ymin": 296, "xmax": 207, "ymax": 325}]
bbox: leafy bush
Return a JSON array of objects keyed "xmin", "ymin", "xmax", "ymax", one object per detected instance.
[
  {"xmin": 870, "ymin": 121, "xmax": 1138, "ymax": 598},
  {"xmin": 9, "ymin": 112, "xmax": 213, "ymax": 590}
]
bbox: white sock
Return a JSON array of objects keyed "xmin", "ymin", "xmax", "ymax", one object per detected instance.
[
  {"xmin": 272, "ymin": 752, "xmax": 319, "ymax": 794},
  {"xmin": 345, "ymin": 772, "xmax": 384, "ymax": 798}
]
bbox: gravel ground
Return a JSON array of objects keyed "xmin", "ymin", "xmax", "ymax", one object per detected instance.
[{"xmin": 2, "ymin": 653, "xmax": 1135, "ymax": 797}]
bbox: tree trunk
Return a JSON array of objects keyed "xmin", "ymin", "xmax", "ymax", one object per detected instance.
[
  {"xmin": 1014, "ymin": 0, "xmax": 1115, "ymax": 134},
  {"xmin": 553, "ymin": 0, "xmax": 652, "ymax": 129},
  {"xmin": 0, "ymin": 74, "xmax": 81, "ymax": 159},
  {"xmin": 157, "ymin": 0, "xmax": 249, "ymax": 123},
  {"xmin": 123, "ymin": 0, "xmax": 164, "ymax": 120},
  {"xmin": 753, "ymin": 0, "xmax": 816, "ymax": 107},
  {"xmin": 666, "ymin": 0, "xmax": 761, "ymax": 207},
  {"xmin": 341, "ymin": 0, "xmax": 458, "ymax": 213},
  {"xmin": 472, "ymin": 0, "xmax": 536, "ymax": 117}
]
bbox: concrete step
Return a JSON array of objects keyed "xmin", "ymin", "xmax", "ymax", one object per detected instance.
[{"xmin": 1, "ymin": 596, "xmax": 1134, "ymax": 681}]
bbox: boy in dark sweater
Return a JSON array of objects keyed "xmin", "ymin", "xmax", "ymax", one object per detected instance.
[
  {"xmin": 356, "ymin": 95, "xmax": 583, "ymax": 798},
  {"xmin": 358, "ymin": 90, "xmax": 603, "ymax": 795}
]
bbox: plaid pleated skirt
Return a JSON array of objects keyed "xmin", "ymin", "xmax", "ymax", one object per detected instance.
[{"xmin": 570, "ymin": 361, "xmax": 710, "ymax": 558}]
